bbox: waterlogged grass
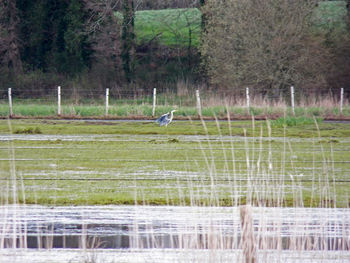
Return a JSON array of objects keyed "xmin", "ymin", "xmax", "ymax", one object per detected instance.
[
  {"xmin": 0, "ymin": 119, "xmax": 349, "ymax": 207},
  {"xmin": 0, "ymin": 119, "xmax": 349, "ymax": 137},
  {"xmin": 271, "ymin": 116, "xmax": 323, "ymax": 127}
]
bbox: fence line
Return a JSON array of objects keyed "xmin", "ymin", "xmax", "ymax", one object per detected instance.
[{"xmin": 2, "ymin": 86, "xmax": 348, "ymax": 118}]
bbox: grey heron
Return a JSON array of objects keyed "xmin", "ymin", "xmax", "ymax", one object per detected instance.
[{"xmin": 155, "ymin": 110, "xmax": 177, "ymax": 126}]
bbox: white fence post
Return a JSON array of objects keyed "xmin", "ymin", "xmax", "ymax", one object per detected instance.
[
  {"xmin": 340, "ymin": 88, "xmax": 344, "ymax": 114},
  {"xmin": 290, "ymin": 86, "xmax": 295, "ymax": 116},
  {"xmin": 196, "ymin": 89, "xmax": 202, "ymax": 117},
  {"xmin": 8, "ymin": 88, "xmax": 13, "ymax": 118},
  {"xmin": 57, "ymin": 86, "xmax": 61, "ymax": 116},
  {"xmin": 246, "ymin": 87, "xmax": 250, "ymax": 109},
  {"xmin": 105, "ymin": 88, "xmax": 109, "ymax": 116},
  {"xmin": 152, "ymin": 88, "xmax": 156, "ymax": 117}
]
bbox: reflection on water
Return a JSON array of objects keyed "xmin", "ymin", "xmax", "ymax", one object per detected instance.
[{"xmin": 1, "ymin": 205, "xmax": 350, "ymax": 262}]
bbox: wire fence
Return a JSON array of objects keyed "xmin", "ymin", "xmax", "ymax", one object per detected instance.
[{"xmin": 0, "ymin": 86, "xmax": 348, "ymax": 118}]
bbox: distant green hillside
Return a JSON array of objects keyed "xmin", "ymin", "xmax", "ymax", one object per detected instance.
[
  {"xmin": 126, "ymin": 1, "xmax": 347, "ymax": 48},
  {"xmin": 135, "ymin": 8, "xmax": 201, "ymax": 47},
  {"xmin": 311, "ymin": 1, "xmax": 348, "ymax": 35}
]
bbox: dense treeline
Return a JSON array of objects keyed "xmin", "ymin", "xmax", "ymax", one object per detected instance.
[
  {"xmin": 18, "ymin": 0, "xmax": 90, "ymax": 76},
  {"xmin": 0, "ymin": 0, "xmax": 349, "ymax": 98},
  {"xmin": 0, "ymin": 0, "xmax": 91, "ymax": 94},
  {"xmin": 0, "ymin": 0, "xmax": 201, "ymax": 96}
]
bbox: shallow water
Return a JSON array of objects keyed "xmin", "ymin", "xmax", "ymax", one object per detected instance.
[
  {"xmin": 1, "ymin": 206, "xmax": 350, "ymax": 245},
  {"xmin": 1, "ymin": 205, "xmax": 349, "ymax": 236},
  {"xmin": 1, "ymin": 205, "xmax": 350, "ymax": 262},
  {"xmin": 1, "ymin": 133, "xmax": 350, "ymax": 143}
]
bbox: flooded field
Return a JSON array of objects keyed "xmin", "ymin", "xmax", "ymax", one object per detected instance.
[
  {"xmin": 0, "ymin": 205, "xmax": 350, "ymax": 262},
  {"xmin": 0, "ymin": 131, "xmax": 349, "ymax": 206},
  {"xmin": 0, "ymin": 120, "xmax": 350, "ymax": 262}
]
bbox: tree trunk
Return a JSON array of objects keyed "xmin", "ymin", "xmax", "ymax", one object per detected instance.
[
  {"xmin": 0, "ymin": 0, "xmax": 23, "ymax": 75},
  {"xmin": 347, "ymin": 0, "xmax": 350, "ymax": 24},
  {"xmin": 122, "ymin": 0, "xmax": 135, "ymax": 84},
  {"xmin": 200, "ymin": 0, "xmax": 206, "ymax": 33}
]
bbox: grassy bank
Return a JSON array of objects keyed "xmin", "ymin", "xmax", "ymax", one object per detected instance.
[
  {"xmin": 0, "ymin": 119, "xmax": 349, "ymax": 207},
  {"xmin": 0, "ymin": 100, "xmax": 349, "ymax": 119}
]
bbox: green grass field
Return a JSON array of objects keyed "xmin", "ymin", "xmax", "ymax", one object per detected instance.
[
  {"xmin": 311, "ymin": 1, "xmax": 348, "ymax": 36},
  {"xmin": 0, "ymin": 119, "xmax": 349, "ymax": 207},
  {"xmin": 135, "ymin": 8, "xmax": 201, "ymax": 47},
  {"xmin": 130, "ymin": 1, "xmax": 347, "ymax": 47}
]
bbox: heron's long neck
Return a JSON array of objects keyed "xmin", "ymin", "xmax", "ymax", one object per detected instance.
[{"xmin": 169, "ymin": 111, "xmax": 174, "ymax": 120}]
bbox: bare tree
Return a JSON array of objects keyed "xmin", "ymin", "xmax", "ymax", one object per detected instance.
[
  {"xmin": 0, "ymin": 0, "xmax": 22, "ymax": 75},
  {"xmin": 122, "ymin": 0, "xmax": 135, "ymax": 84},
  {"xmin": 85, "ymin": 0, "xmax": 124, "ymax": 86},
  {"xmin": 201, "ymin": 0, "xmax": 331, "ymax": 97}
]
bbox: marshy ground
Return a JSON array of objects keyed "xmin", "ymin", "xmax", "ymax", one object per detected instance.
[{"xmin": 0, "ymin": 119, "xmax": 349, "ymax": 207}]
